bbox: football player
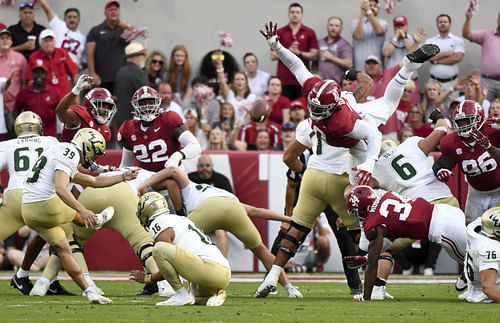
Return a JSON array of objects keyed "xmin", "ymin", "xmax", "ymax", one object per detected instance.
[
  {"xmin": 21, "ymin": 128, "xmax": 138, "ymax": 304},
  {"xmin": 0, "ymin": 112, "xmax": 65, "ymax": 295},
  {"xmin": 464, "ymin": 207, "xmax": 500, "ymax": 303},
  {"xmin": 433, "ymin": 100, "xmax": 500, "ymax": 223},
  {"xmin": 345, "ymin": 186, "xmax": 467, "ymax": 301},
  {"xmin": 131, "ymin": 192, "xmax": 231, "ymax": 306},
  {"xmin": 135, "ymin": 167, "xmax": 303, "ymax": 298},
  {"xmin": 260, "ymin": 21, "xmax": 439, "ymax": 186}
]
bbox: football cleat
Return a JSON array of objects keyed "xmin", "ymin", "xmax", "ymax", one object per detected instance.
[
  {"xmin": 286, "ymin": 285, "xmax": 303, "ymax": 298},
  {"xmin": 10, "ymin": 275, "xmax": 34, "ymax": 295},
  {"xmin": 84, "ymin": 277, "xmax": 104, "ymax": 296},
  {"xmin": 343, "ymin": 255, "xmax": 368, "ymax": 269},
  {"xmin": 158, "ymin": 280, "xmax": 176, "ymax": 297},
  {"xmin": 156, "ymin": 292, "xmax": 194, "ymax": 306},
  {"xmin": 93, "ymin": 206, "xmax": 115, "ymax": 230},
  {"xmin": 371, "ymin": 285, "xmax": 394, "ymax": 300},
  {"xmin": 47, "ymin": 280, "xmax": 76, "ymax": 296},
  {"xmin": 206, "ymin": 289, "xmax": 227, "ymax": 307},
  {"xmin": 85, "ymin": 290, "xmax": 113, "ymax": 304},
  {"xmin": 455, "ymin": 272, "xmax": 467, "ymax": 291},
  {"xmin": 406, "ymin": 44, "xmax": 440, "ymax": 63},
  {"xmin": 254, "ymin": 284, "xmax": 277, "ymax": 298},
  {"xmin": 136, "ymin": 282, "xmax": 158, "ymax": 295},
  {"xmin": 30, "ymin": 278, "xmax": 50, "ymax": 296},
  {"xmin": 457, "ymin": 290, "xmax": 468, "ymax": 300}
]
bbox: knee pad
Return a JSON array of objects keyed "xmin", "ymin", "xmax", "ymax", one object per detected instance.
[
  {"xmin": 379, "ymin": 254, "xmax": 394, "ymax": 266},
  {"xmin": 137, "ymin": 243, "xmax": 155, "ymax": 266},
  {"xmin": 278, "ymin": 221, "xmax": 311, "ymax": 257},
  {"xmin": 69, "ymin": 239, "xmax": 83, "ymax": 254}
]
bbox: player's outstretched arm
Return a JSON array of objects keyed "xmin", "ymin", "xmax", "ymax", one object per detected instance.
[
  {"xmin": 137, "ymin": 167, "xmax": 190, "ymax": 196},
  {"xmin": 418, "ymin": 118, "xmax": 449, "ymax": 155},
  {"xmin": 73, "ymin": 168, "xmax": 138, "ymax": 188},
  {"xmin": 363, "ymin": 226, "xmax": 385, "ymax": 301},
  {"xmin": 259, "ymin": 21, "xmax": 313, "ymax": 86}
]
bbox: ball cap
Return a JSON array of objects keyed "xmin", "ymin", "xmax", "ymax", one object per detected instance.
[
  {"xmin": 105, "ymin": 1, "xmax": 120, "ymax": 9},
  {"xmin": 365, "ymin": 55, "xmax": 381, "ymax": 64},
  {"xmin": 32, "ymin": 64, "xmax": 48, "ymax": 73},
  {"xmin": 39, "ymin": 29, "xmax": 56, "ymax": 40},
  {"xmin": 393, "ymin": 15, "xmax": 408, "ymax": 25},
  {"xmin": 290, "ymin": 99, "xmax": 306, "ymax": 110},
  {"xmin": 0, "ymin": 28, "xmax": 11, "ymax": 37},
  {"xmin": 125, "ymin": 42, "xmax": 147, "ymax": 57}
]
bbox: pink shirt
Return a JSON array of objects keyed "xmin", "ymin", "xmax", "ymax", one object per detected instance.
[
  {"xmin": 0, "ymin": 50, "xmax": 27, "ymax": 112},
  {"xmin": 471, "ymin": 29, "xmax": 500, "ymax": 76}
]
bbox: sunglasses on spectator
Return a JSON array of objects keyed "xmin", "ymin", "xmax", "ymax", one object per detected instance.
[
  {"xmin": 151, "ymin": 60, "xmax": 163, "ymax": 65},
  {"xmin": 211, "ymin": 54, "xmax": 225, "ymax": 61},
  {"xmin": 282, "ymin": 123, "xmax": 295, "ymax": 131},
  {"xmin": 409, "ymin": 111, "xmax": 421, "ymax": 114},
  {"xmin": 20, "ymin": 2, "xmax": 34, "ymax": 8},
  {"xmin": 198, "ymin": 163, "xmax": 212, "ymax": 167}
]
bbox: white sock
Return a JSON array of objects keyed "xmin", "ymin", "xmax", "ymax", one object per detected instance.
[
  {"xmin": 84, "ymin": 286, "xmax": 94, "ymax": 295},
  {"xmin": 270, "ymin": 265, "xmax": 283, "ymax": 280},
  {"xmin": 16, "ymin": 268, "xmax": 30, "ymax": 278},
  {"xmin": 284, "ymin": 283, "xmax": 293, "ymax": 291}
]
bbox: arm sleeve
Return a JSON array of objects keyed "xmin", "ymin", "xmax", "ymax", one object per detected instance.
[
  {"xmin": 119, "ymin": 147, "xmax": 136, "ymax": 168},
  {"xmin": 432, "ymin": 153, "xmax": 456, "ymax": 175},
  {"xmin": 347, "ymin": 119, "xmax": 383, "ymax": 161},
  {"xmin": 178, "ymin": 130, "xmax": 201, "ymax": 160},
  {"xmin": 275, "ymin": 46, "xmax": 313, "ymax": 86}
]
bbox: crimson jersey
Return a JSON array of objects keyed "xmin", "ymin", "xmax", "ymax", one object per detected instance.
[
  {"xmin": 60, "ymin": 105, "xmax": 112, "ymax": 142},
  {"xmin": 302, "ymin": 77, "xmax": 360, "ymax": 148},
  {"xmin": 363, "ymin": 191, "xmax": 435, "ymax": 240},
  {"xmin": 439, "ymin": 121, "xmax": 500, "ymax": 191},
  {"xmin": 117, "ymin": 111, "xmax": 183, "ymax": 172}
]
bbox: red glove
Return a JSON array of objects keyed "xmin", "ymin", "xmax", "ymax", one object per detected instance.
[
  {"xmin": 470, "ymin": 128, "xmax": 491, "ymax": 149},
  {"xmin": 437, "ymin": 169, "xmax": 453, "ymax": 182}
]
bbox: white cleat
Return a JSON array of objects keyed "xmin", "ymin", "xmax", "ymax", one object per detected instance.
[
  {"xmin": 156, "ymin": 292, "xmax": 194, "ymax": 306},
  {"xmin": 371, "ymin": 285, "xmax": 394, "ymax": 300},
  {"xmin": 206, "ymin": 289, "xmax": 227, "ymax": 307},
  {"xmin": 158, "ymin": 280, "xmax": 176, "ymax": 297},
  {"xmin": 457, "ymin": 290, "xmax": 468, "ymax": 300},
  {"xmin": 287, "ymin": 285, "xmax": 303, "ymax": 298},
  {"xmin": 353, "ymin": 293, "xmax": 364, "ymax": 301},
  {"xmin": 86, "ymin": 291, "xmax": 113, "ymax": 304},
  {"xmin": 254, "ymin": 277, "xmax": 277, "ymax": 298},
  {"xmin": 83, "ymin": 278, "xmax": 104, "ymax": 296},
  {"xmin": 93, "ymin": 206, "xmax": 115, "ymax": 230},
  {"xmin": 30, "ymin": 278, "xmax": 50, "ymax": 296}
]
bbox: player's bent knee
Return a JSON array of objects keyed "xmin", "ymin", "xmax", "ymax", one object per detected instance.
[{"xmin": 278, "ymin": 221, "xmax": 312, "ymax": 257}]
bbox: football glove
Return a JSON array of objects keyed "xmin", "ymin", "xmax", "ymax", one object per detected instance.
[
  {"xmin": 470, "ymin": 128, "xmax": 491, "ymax": 149},
  {"xmin": 164, "ymin": 151, "xmax": 183, "ymax": 168},
  {"xmin": 259, "ymin": 21, "xmax": 282, "ymax": 51},
  {"xmin": 436, "ymin": 169, "xmax": 453, "ymax": 182},
  {"xmin": 72, "ymin": 74, "xmax": 92, "ymax": 95},
  {"xmin": 352, "ymin": 158, "xmax": 376, "ymax": 185}
]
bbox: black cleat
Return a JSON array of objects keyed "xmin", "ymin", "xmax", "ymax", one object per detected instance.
[
  {"xmin": 350, "ymin": 284, "xmax": 363, "ymax": 295},
  {"xmin": 406, "ymin": 44, "xmax": 440, "ymax": 63},
  {"xmin": 47, "ymin": 280, "xmax": 76, "ymax": 296},
  {"xmin": 136, "ymin": 282, "xmax": 158, "ymax": 295},
  {"xmin": 10, "ymin": 276, "xmax": 34, "ymax": 295}
]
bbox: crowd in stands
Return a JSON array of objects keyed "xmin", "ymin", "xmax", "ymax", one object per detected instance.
[{"xmin": 0, "ymin": 0, "xmax": 498, "ymax": 152}]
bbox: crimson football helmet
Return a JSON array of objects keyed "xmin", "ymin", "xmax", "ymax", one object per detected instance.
[
  {"xmin": 452, "ymin": 100, "xmax": 485, "ymax": 138},
  {"xmin": 131, "ymin": 86, "xmax": 162, "ymax": 122},
  {"xmin": 346, "ymin": 186, "xmax": 378, "ymax": 220},
  {"xmin": 84, "ymin": 88, "xmax": 116, "ymax": 125},
  {"xmin": 307, "ymin": 80, "xmax": 342, "ymax": 121}
]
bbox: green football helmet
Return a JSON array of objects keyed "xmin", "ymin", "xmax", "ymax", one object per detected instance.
[
  {"xmin": 136, "ymin": 192, "xmax": 170, "ymax": 229},
  {"xmin": 481, "ymin": 207, "xmax": 500, "ymax": 239}
]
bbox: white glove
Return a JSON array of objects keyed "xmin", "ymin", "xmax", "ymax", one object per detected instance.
[
  {"xmin": 164, "ymin": 151, "xmax": 183, "ymax": 168},
  {"xmin": 352, "ymin": 158, "xmax": 376, "ymax": 185},
  {"xmin": 267, "ymin": 35, "xmax": 282, "ymax": 51},
  {"xmin": 72, "ymin": 74, "xmax": 92, "ymax": 95}
]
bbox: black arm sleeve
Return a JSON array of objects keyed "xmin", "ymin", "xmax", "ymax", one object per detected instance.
[{"xmin": 432, "ymin": 153, "xmax": 456, "ymax": 176}]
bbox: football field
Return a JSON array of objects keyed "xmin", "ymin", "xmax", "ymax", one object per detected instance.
[{"xmin": 0, "ymin": 272, "xmax": 498, "ymax": 322}]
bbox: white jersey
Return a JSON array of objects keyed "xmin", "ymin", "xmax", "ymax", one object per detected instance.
[
  {"xmin": 149, "ymin": 213, "xmax": 230, "ymax": 268},
  {"xmin": 0, "ymin": 135, "xmax": 58, "ymax": 194},
  {"xmin": 465, "ymin": 218, "xmax": 500, "ymax": 303},
  {"xmin": 295, "ymin": 119, "xmax": 350, "ymax": 175},
  {"xmin": 49, "ymin": 16, "xmax": 87, "ymax": 68},
  {"xmin": 181, "ymin": 181, "xmax": 237, "ymax": 214},
  {"xmin": 372, "ymin": 136, "xmax": 452, "ymax": 201},
  {"xmin": 22, "ymin": 143, "xmax": 80, "ymax": 203},
  {"xmin": 100, "ymin": 168, "xmax": 155, "ymax": 194}
]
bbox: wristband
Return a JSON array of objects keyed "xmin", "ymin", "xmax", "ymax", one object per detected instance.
[
  {"xmin": 366, "ymin": 9, "xmax": 373, "ymax": 15},
  {"xmin": 144, "ymin": 274, "xmax": 152, "ymax": 284},
  {"xmin": 216, "ymin": 67, "xmax": 224, "ymax": 73},
  {"xmin": 71, "ymin": 86, "xmax": 81, "ymax": 95},
  {"xmin": 434, "ymin": 126, "xmax": 448, "ymax": 133}
]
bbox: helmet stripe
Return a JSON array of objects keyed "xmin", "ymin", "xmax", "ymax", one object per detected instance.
[{"xmin": 314, "ymin": 80, "xmax": 335, "ymax": 100}]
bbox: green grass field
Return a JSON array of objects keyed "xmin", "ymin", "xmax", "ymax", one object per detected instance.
[{"xmin": 0, "ymin": 274, "xmax": 498, "ymax": 323}]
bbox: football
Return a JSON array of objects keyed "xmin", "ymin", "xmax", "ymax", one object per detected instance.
[{"xmin": 249, "ymin": 99, "xmax": 271, "ymax": 122}]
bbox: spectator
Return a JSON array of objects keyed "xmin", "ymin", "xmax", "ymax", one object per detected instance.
[
  {"xmin": 340, "ymin": 75, "xmax": 354, "ymax": 91},
  {"xmin": 39, "ymin": 0, "xmax": 86, "ymax": 69},
  {"xmin": 243, "ymin": 52, "xmax": 270, "ymax": 96},
  {"xmin": 238, "ymin": 100, "xmax": 281, "ymax": 150},
  {"xmin": 14, "ymin": 65, "xmax": 60, "ymax": 137},
  {"xmin": 167, "ymin": 45, "xmax": 192, "ymax": 103},
  {"xmin": 455, "ymin": 72, "xmax": 491, "ymax": 115},
  {"xmin": 406, "ymin": 104, "xmax": 433, "ymax": 138},
  {"xmin": 8, "ymin": 2, "xmax": 46, "ymax": 61},
  {"xmin": 489, "ymin": 98, "xmax": 500, "ymax": 118},
  {"xmin": 255, "ymin": 129, "xmax": 272, "ymax": 151},
  {"xmin": 114, "ymin": 42, "xmax": 148, "ymax": 137},
  {"xmin": 394, "ymin": 80, "xmax": 416, "ymax": 127},
  {"xmin": 144, "ymin": 50, "xmax": 167, "ymax": 89},
  {"xmin": 266, "ymin": 76, "xmax": 291, "ymax": 124},
  {"xmin": 421, "ymin": 80, "xmax": 448, "ymax": 122},
  {"xmin": 158, "ymin": 82, "xmax": 185, "ymax": 122},
  {"xmin": 394, "ymin": 239, "xmax": 442, "ymax": 276},
  {"xmin": 462, "ymin": 11, "xmax": 500, "ymax": 102},
  {"xmin": 318, "ymin": 16, "xmax": 353, "ymax": 84},
  {"xmin": 425, "ymin": 14, "xmax": 465, "ymax": 97},
  {"xmin": 206, "ymin": 127, "xmax": 228, "ymax": 151},
  {"xmin": 184, "ymin": 108, "xmax": 207, "ymax": 151},
  {"xmin": 351, "ymin": 0, "xmax": 387, "ymax": 71},
  {"xmin": 289, "ymin": 98, "xmax": 307, "ymax": 126},
  {"xmin": 398, "ymin": 126, "xmax": 414, "ymax": 143},
  {"xmin": 199, "ymin": 49, "xmax": 239, "ymax": 96},
  {"xmin": 6, "ymin": 227, "xmax": 49, "ymax": 272},
  {"xmin": 216, "ymin": 102, "xmax": 236, "ymax": 140},
  {"xmin": 0, "ymin": 27, "xmax": 27, "ymax": 136},
  {"xmin": 26, "ymin": 29, "xmax": 78, "ymax": 101},
  {"xmin": 273, "ymin": 2, "xmax": 318, "ymax": 101},
  {"xmin": 273, "ymin": 123, "xmax": 296, "ymax": 151},
  {"xmin": 183, "ymin": 76, "xmax": 221, "ymax": 133},
  {"xmin": 188, "ymin": 155, "xmax": 233, "ymax": 193},
  {"xmin": 218, "ymin": 69, "xmax": 257, "ymax": 123},
  {"xmin": 86, "ymin": 1, "xmax": 132, "ymax": 92}
]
